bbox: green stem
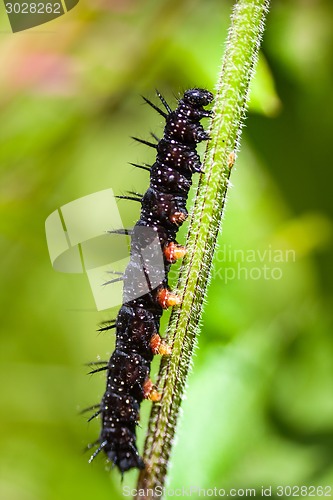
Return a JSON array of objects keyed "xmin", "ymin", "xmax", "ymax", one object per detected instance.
[{"xmin": 136, "ymin": 0, "xmax": 270, "ymax": 495}]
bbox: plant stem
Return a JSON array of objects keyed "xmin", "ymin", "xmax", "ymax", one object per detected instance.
[{"xmin": 136, "ymin": 0, "xmax": 270, "ymax": 496}]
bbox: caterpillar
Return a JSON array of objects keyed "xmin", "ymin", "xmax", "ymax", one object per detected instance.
[{"xmin": 88, "ymin": 88, "xmax": 213, "ymax": 473}]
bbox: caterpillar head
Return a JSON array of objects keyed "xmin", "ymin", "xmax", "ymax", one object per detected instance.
[{"xmin": 183, "ymin": 88, "xmax": 214, "ymax": 107}]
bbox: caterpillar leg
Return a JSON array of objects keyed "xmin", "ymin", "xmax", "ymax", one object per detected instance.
[
  {"xmin": 228, "ymin": 150, "xmax": 236, "ymax": 169},
  {"xmin": 164, "ymin": 242, "xmax": 186, "ymax": 263},
  {"xmin": 150, "ymin": 333, "xmax": 172, "ymax": 356},
  {"xmin": 169, "ymin": 211, "xmax": 187, "ymax": 226},
  {"xmin": 143, "ymin": 379, "xmax": 162, "ymax": 402},
  {"xmin": 156, "ymin": 288, "xmax": 181, "ymax": 309}
]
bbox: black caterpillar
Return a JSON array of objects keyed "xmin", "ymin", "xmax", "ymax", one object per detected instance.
[{"xmin": 87, "ymin": 88, "xmax": 213, "ymax": 473}]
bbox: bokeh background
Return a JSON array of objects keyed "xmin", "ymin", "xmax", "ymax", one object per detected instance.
[{"xmin": 1, "ymin": 0, "xmax": 333, "ymax": 499}]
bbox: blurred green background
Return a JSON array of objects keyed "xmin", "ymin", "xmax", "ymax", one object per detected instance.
[{"xmin": 0, "ymin": 0, "xmax": 333, "ymax": 499}]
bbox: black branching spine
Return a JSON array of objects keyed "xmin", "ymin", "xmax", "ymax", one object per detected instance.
[{"xmin": 89, "ymin": 88, "xmax": 213, "ymax": 473}]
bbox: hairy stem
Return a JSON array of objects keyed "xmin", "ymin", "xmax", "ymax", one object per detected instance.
[{"xmin": 136, "ymin": 0, "xmax": 270, "ymax": 495}]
